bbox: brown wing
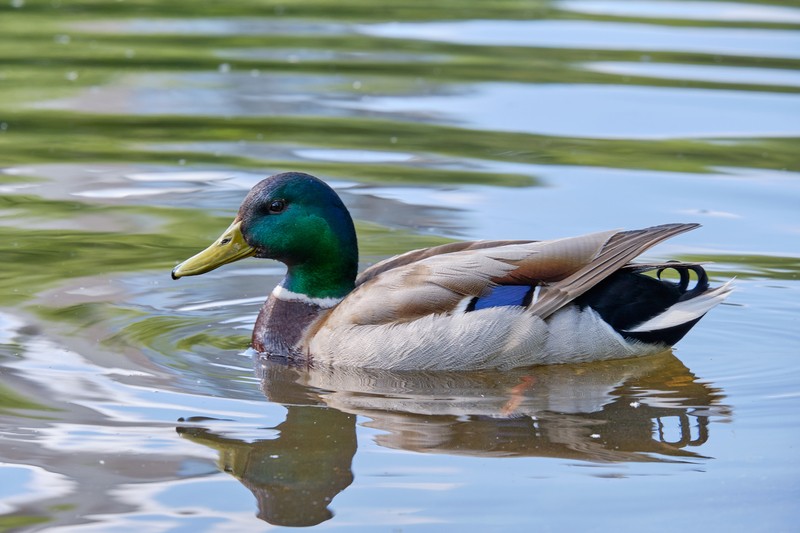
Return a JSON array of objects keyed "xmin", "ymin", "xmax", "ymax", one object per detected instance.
[
  {"xmin": 323, "ymin": 223, "xmax": 699, "ymax": 329},
  {"xmin": 355, "ymin": 240, "xmax": 534, "ymax": 287},
  {"xmin": 324, "ymin": 230, "xmax": 615, "ymax": 327},
  {"xmin": 529, "ymin": 223, "xmax": 699, "ymax": 318}
]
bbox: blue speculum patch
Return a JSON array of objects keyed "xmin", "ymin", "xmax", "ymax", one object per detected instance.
[{"xmin": 470, "ymin": 285, "xmax": 532, "ymax": 311}]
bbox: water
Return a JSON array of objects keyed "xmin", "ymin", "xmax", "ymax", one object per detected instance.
[{"xmin": 1, "ymin": 1, "xmax": 799, "ymax": 531}]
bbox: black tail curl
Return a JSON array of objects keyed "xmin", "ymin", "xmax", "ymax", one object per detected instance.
[
  {"xmin": 576, "ymin": 262, "xmax": 712, "ymax": 345},
  {"xmin": 655, "ymin": 263, "xmax": 709, "ymax": 302}
]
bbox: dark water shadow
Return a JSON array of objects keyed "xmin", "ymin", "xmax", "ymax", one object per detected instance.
[{"xmin": 177, "ymin": 351, "xmax": 730, "ymax": 526}]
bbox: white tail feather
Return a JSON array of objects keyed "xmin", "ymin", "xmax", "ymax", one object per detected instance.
[{"xmin": 624, "ymin": 280, "xmax": 734, "ymax": 333}]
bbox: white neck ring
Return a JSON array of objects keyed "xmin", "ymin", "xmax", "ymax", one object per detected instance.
[{"xmin": 272, "ymin": 285, "xmax": 343, "ymax": 309}]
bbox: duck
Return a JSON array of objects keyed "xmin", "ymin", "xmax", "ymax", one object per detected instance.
[{"xmin": 172, "ymin": 171, "xmax": 732, "ymax": 371}]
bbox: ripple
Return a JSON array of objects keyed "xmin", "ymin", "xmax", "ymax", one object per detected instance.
[
  {"xmin": 360, "ymin": 20, "xmax": 800, "ymax": 59},
  {"xmin": 584, "ymin": 62, "xmax": 800, "ymax": 88},
  {"xmin": 73, "ymin": 18, "xmax": 351, "ymax": 36},
  {"xmin": 216, "ymin": 48, "xmax": 448, "ymax": 64},
  {"xmin": 336, "ymin": 83, "xmax": 800, "ymax": 139},
  {"xmin": 295, "ymin": 148, "xmax": 416, "ymax": 163},
  {"xmin": 125, "ymin": 170, "xmax": 241, "ymax": 182},
  {"xmin": 0, "ymin": 311, "xmax": 25, "ymax": 345},
  {"xmin": 558, "ymin": 0, "xmax": 800, "ymax": 23},
  {"xmin": 32, "ymin": 71, "xmax": 422, "ymax": 118},
  {"xmin": 0, "ymin": 463, "xmax": 75, "ymax": 514},
  {"xmin": 72, "ymin": 187, "xmax": 198, "ymax": 199},
  {"xmin": 178, "ymin": 296, "xmax": 265, "ymax": 312}
]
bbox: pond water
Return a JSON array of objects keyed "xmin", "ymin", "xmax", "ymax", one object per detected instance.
[{"xmin": 1, "ymin": 1, "xmax": 799, "ymax": 531}]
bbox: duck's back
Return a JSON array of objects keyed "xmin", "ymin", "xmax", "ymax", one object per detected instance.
[{"xmin": 304, "ymin": 224, "xmax": 731, "ymax": 370}]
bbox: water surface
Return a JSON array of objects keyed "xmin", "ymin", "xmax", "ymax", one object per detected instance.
[{"xmin": 1, "ymin": 1, "xmax": 798, "ymax": 531}]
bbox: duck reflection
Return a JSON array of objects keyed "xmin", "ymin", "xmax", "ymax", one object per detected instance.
[
  {"xmin": 176, "ymin": 405, "xmax": 356, "ymax": 527},
  {"xmin": 178, "ymin": 352, "xmax": 729, "ymax": 526},
  {"xmin": 272, "ymin": 352, "xmax": 729, "ymax": 462}
]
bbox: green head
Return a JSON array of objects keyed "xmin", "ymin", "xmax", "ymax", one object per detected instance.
[{"xmin": 172, "ymin": 172, "xmax": 359, "ymax": 299}]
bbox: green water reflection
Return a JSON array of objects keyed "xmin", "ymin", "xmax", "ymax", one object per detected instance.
[{"xmin": 2, "ymin": 2, "xmax": 799, "ymax": 177}]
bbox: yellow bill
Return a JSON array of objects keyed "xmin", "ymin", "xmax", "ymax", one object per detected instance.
[{"xmin": 171, "ymin": 220, "xmax": 256, "ymax": 279}]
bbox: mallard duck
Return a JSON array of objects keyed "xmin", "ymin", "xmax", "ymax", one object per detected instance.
[{"xmin": 172, "ymin": 172, "xmax": 732, "ymax": 370}]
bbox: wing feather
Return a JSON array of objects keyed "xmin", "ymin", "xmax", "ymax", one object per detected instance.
[
  {"xmin": 322, "ymin": 230, "xmax": 621, "ymax": 327},
  {"xmin": 356, "ymin": 239, "xmax": 533, "ymax": 286},
  {"xmin": 319, "ymin": 224, "xmax": 699, "ymax": 329},
  {"xmin": 530, "ymin": 223, "xmax": 699, "ymax": 318}
]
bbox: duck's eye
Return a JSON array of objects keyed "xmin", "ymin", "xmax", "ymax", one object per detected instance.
[{"xmin": 268, "ymin": 199, "xmax": 287, "ymax": 214}]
